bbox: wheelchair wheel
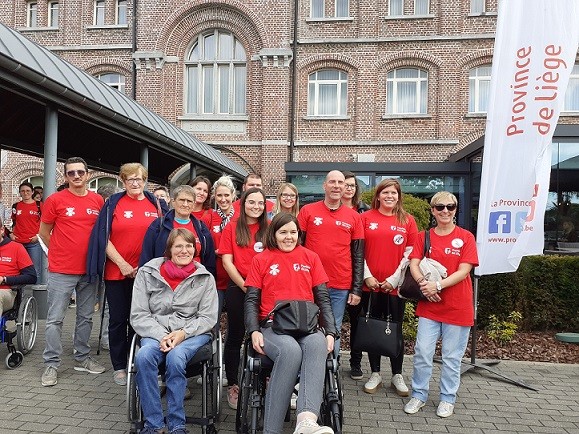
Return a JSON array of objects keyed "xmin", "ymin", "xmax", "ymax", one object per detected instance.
[
  {"xmin": 5, "ymin": 351, "xmax": 24, "ymax": 369},
  {"xmin": 126, "ymin": 335, "xmax": 142, "ymax": 427},
  {"xmin": 320, "ymin": 357, "xmax": 344, "ymax": 434},
  {"xmin": 236, "ymin": 353, "xmax": 265, "ymax": 434},
  {"xmin": 16, "ymin": 295, "xmax": 37, "ymax": 354}
]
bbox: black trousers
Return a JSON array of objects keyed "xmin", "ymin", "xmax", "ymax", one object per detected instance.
[
  {"xmin": 105, "ymin": 278, "xmax": 135, "ymax": 371},
  {"xmin": 224, "ymin": 282, "xmax": 246, "ymax": 386}
]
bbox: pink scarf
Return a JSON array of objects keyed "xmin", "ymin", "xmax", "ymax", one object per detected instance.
[{"xmin": 160, "ymin": 260, "xmax": 197, "ymax": 290}]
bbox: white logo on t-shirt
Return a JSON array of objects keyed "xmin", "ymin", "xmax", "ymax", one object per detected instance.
[
  {"xmin": 451, "ymin": 238, "xmax": 464, "ymax": 248},
  {"xmin": 16, "ymin": 210, "xmax": 22, "ymax": 215},
  {"xmin": 369, "ymin": 222, "xmax": 378, "ymax": 230},
  {"xmin": 65, "ymin": 207, "xmax": 75, "ymax": 217},
  {"xmin": 269, "ymin": 264, "xmax": 280, "ymax": 276},
  {"xmin": 124, "ymin": 211, "xmax": 133, "ymax": 219},
  {"xmin": 213, "ymin": 225, "xmax": 220, "ymax": 233},
  {"xmin": 254, "ymin": 242, "xmax": 264, "ymax": 253},
  {"xmin": 313, "ymin": 217, "xmax": 323, "ymax": 226}
]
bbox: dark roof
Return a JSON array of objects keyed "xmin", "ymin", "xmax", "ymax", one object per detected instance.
[{"xmin": 0, "ymin": 23, "xmax": 247, "ymax": 183}]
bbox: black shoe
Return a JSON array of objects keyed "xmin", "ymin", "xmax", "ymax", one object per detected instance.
[{"xmin": 350, "ymin": 365, "xmax": 364, "ymax": 380}]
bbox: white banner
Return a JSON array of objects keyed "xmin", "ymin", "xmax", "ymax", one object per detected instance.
[{"xmin": 476, "ymin": 0, "xmax": 579, "ymax": 275}]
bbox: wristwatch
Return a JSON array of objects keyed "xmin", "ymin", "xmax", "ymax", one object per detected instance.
[{"xmin": 436, "ymin": 281, "xmax": 442, "ymax": 293}]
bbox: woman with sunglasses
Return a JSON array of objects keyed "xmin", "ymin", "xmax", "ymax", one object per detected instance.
[
  {"xmin": 219, "ymin": 187, "xmax": 268, "ymax": 409},
  {"xmin": 272, "ymin": 182, "xmax": 300, "ymax": 217},
  {"xmin": 88, "ymin": 163, "xmax": 169, "ymax": 386},
  {"xmin": 404, "ymin": 192, "xmax": 478, "ymax": 418}
]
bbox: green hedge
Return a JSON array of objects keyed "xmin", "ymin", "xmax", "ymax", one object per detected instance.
[{"xmin": 478, "ymin": 255, "xmax": 579, "ymax": 332}]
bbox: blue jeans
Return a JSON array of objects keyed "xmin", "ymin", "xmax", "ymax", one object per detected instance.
[
  {"xmin": 43, "ymin": 273, "xmax": 97, "ymax": 367},
  {"xmin": 262, "ymin": 327, "xmax": 327, "ymax": 434},
  {"xmin": 328, "ymin": 288, "xmax": 348, "ymax": 358},
  {"xmin": 136, "ymin": 334, "xmax": 211, "ymax": 432},
  {"xmin": 23, "ymin": 241, "xmax": 43, "ymax": 283},
  {"xmin": 411, "ymin": 317, "xmax": 470, "ymax": 404}
]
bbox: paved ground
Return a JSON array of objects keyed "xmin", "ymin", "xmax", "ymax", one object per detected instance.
[{"xmin": 1, "ymin": 297, "xmax": 578, "ymax": 434}]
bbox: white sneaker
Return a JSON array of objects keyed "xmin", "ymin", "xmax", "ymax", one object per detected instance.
[
  {"xmin": 436, "ymin": 401, "xmax": 454, "ymax": 418},
  {"xmin": 390, "ymin": 374, "xmax": 409, "ymax": 397},
  {"xmin": 363, "ymin": 372, "xmax": 383, "ymax": 394},
  {"xmin": 293, "ymin": 418, "xmax": 333, "ymax": 434},
  {"xmin": 404, "ymin": 397, "xmax": 425, "ymax": 414}
]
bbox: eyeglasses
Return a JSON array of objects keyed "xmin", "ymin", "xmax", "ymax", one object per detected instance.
[
  {"xmin": 125, "ymin": 178, "xmax": 144, "ymax": 185},
  {"xmin": 281, "ymin": 193, "xmax": 296, "ymax": 199},
  {"xmin": 344, "ymin": 184, "xmax": 356, "ymax": 190},
  {"xmin": 66, "ymin": 170, "xmax": 86, "ymax": 177},
  {"xmin": 433, "ymin": 204, "xmax": 457, "ymax": 212}
]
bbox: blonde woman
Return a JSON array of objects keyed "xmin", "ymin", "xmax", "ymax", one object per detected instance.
[{"xmin": 273, "ymin": 182, "xmax": 299, "ymax": 216}]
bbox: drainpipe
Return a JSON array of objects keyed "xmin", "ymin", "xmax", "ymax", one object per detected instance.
[
  {"xmin": 288, "ymin": 0, "xmax": 299, "ymax": 162},
  {"xmin": 131, "ymin": 0, "xmax": 138, "ymax": 100}
]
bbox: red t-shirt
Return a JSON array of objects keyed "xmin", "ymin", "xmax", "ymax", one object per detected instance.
[
  {"xmin": 298, "ymin": 201, "xmax": 364, "ymax": 290},
  {"xmin": 208, "ymin": 210, "xmax": 231, "ymax": 291},
  {"xmin": 173, "ymin": 220, "xmax": 202, "ymax": 264},
  {"xmin": 244, "ymin": 246, "xmax": 328, "ymax": 320},
  {"xmin": 192, "ymin": 209, "xmax": 214, "ymax": 228},
  {"xmin": 218, "ymin": 220, "xmax": 264, "ymax": 280},
  {"xmin": 41, "ymin": 189, "xmax": 104, "ymax": 274},
  {"xmin": 0, "ymin": 241, "xmax": 33, "ymax": 289},
  {"xmin": 361, "ymin": 210, "xmax": 418, "ymax": 295},
  {"xmin": 12, "ymin": 201, "xmax": 43, "ymax": 242},
  {"xmin": 104, "ymin": 195, "xmax": 159, "ymax": 280},
  {"xmin": 410, "ymin": 226, "xmax": 479, "ymax": 327}
]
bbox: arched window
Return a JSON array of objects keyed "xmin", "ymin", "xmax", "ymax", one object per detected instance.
[
  {"xmin": 469, "ymin": 65, "xmax": 491, "ymax": 113},
  {"xmin": 88, "ymin": 177, "xmax": 122, "ymax": 192},
  {"xmin": 185, "ymin": 29, "xmax": 247, "ymax": 115},
  {"xmin": 386, "ymin": 68, "xmax": 428, "ymax": 115},
  {"xmin": 564, "ymin": 63, "xmax": 579, "ymax": 112},
  {"xmin": 96, "ymin": 73, "xmax": 126, "ymax": 94},
  {"xmin": 307, "ymin": 70, "xmax": 348, "ymax": 116},
  {"xmin": 23, "ymin": 176, "xmax": 44, "ymax": 188}
]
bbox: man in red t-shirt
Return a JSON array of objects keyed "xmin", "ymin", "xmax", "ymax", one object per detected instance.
[
  {"xmin": 231, "ymin": 174, "xmax": 275, "ymax": 219},
  {"xmin": 39, "ymin": 157, "xmax": 106, "ymax": 387},
  {"xmin": 0, "ymin": 220, "xmax": 37, "ymax": 316},
  {"xmin": 297, "ymin": 170, "xmax": 364, "ymax": 356}
]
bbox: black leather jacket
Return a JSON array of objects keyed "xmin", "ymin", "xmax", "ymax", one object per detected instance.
[
  {"xmin": 244, "ymin": 282, "xmax": 338, "ymax": 338},
  {"xmin": 350, "ymin": 239, "xmax": 364, "ymax": 297}
]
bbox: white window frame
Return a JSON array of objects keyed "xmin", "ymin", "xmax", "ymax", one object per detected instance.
[
  {"xmin": 310, "ymin": 0, "xmax": 349, "ymax": 18},
  {"xmin": 97, "ymin": 73, "xmax": 126, "ymax": 94},
  {"xmin": 307, "ymin": 69, "xmax": 348, "ymax": 117},
  {"xmin": 386, "ymin": 68, "xmax": 428, "ymax": 115},
  {"xmin": 564, "ymin": 63, "xmax": 579, "ymax": 112},
  {"xmin": 468, "ymin": 65, "xmax": 491, "ymax": 114},
  {"xmin": 116, "ymin": 0, "xmax": 127, "ymax": 25},
  {"xmin": 94, "ymin": 0, "xmax": 106, "ymax": 26},
  {"xmin": 185, "ymin": 29, "xmax": 247, "ymax": 116},
  {"xmin": 470, "ymin": 0, "xmax": 486, "ymax": 14},
  {"xmin": 388, "ymin": 0, "xmax": 430, "ymax": 16},
  {"xmin": 27, "ymin": 1, "xmax": 38, "ymax": 28},
  {"xmin": 48, "ymin": 1, "xmax": 59, "ymax": 27}
]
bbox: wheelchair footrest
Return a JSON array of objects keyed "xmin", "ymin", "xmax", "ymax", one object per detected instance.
[{"xmin": 186, "ymin": 416, "xmax": 215, "ymax": 426}]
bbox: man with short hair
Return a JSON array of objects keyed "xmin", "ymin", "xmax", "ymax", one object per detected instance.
[
  {"xmin": 298, "ymin": 170, "xmax": 364, "ymax": 357},
  {"xmin": 231, "ymin": 174, "xmax": 274, "ymax": 218},
  {"xmin": 39, "ymin": 157, "xmax": 106, "ymax": 387},
  {"xmin": 153, "ymin": 186, "xmax": 170, "ymax": 207}
]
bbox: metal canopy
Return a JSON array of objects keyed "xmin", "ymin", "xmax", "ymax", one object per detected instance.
[{"xmin": 0, "ymin": 24, "xmax": 247, "ymax": 184}]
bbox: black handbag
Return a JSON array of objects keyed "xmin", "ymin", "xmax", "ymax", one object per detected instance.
[
  {"xmin": 398, "ymin": 229, "xmax": 431, "ymax": 301},
  {"xmin": 352, "ymin": 292, "xmax": 402, "ymax": 358},
  {"xmin": 269, "ymin": 300, "xmax": 320, "ymax": 338}
]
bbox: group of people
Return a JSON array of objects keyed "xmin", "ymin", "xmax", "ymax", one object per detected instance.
[{"xmin": 0, "ymin": 159, "xmax": 479, "ymax": 434}]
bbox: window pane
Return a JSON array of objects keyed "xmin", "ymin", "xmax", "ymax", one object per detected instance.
[
  {"xmin": 203, "ymin": 33, "xmax": 216, "ymax": 61},
  {"xmin": 317, "ymin": 70, "xmax": 340, "ymax": 80},
  {"xmin": 117, "ymin": 0, "xmax": 127, "ymax": 25},
  {"xmin": 189, "ymin": 44, "xmax": 199, "ymax": 61},
  {"xmin": 420, "ymin": 80, "xmax": 427, "ymax": 113},
  {"xmin": 311, "ymin": 0, "xmax": 324, "ymax": 18},
  {"xmin": 49, "ymin": 2, "xmax": 59, "ymax": 27},
  {"xmin": 340, "ymin": 81, "xmax": 347, "ymax": 115},
  {"xmin": 336, "ymin": 0, "xmax": 349, "ymax": 17},
  {"xmin": 471, "ymin": 0, "xmax": 485, "ymax": 14},
  {"xmin": 389, "ymin": 0, "xmax": 403, "ymax": 16},
  {"xmin": 97, "ymin": 73, "xmax": 125, "ymax": 94},
  {"xmin": 203, "ymin": 66, "xmax": 214, "ymax": 113},
  {"xmin": 415, "ymin": 0, "xmax": 429, "ymax": 15},
  {"xmin": 234, "ymin": 40, "xmax": 246, "ymax": 61},
  {"xmin": 399, "ymin": 82, "xmax": 417, "ymax": 113},
  {"xmin": 218, "ymin": 32, "xmax": 233, "ymax": 60},
  {"xmin": 95, "ymin": 1, "xmax": 105, "ymax": 25},
  {"xmin": 234, "ymin": 66, "xmax": 246, "ymax": 114},
  {"xmin": 387, "ymin": 81, "xmax": 393, "ymax": 113},
  {"xmin": 187, "ymin": 67, "xmax": 198, "ymax": 113},
  {"xmin": 468, "ymin": 80, "xmax": 476, "ymax": 112},
  {"xmin": 219, "ymin": 65, "xmax": 230, "ymax": 113},
  {"xmin": 308, "ymin": 82, "xmax": 316, "ymax": 115},
  {"xmin": 319, "ymin": 84, "xmax": 337, "ymax": 115},
  {"xmin": 28, "ymin": 2, "xmax": 38, "ymax": 27}
]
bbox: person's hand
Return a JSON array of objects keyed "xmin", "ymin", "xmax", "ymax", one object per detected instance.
[
  {"xmin": 348, "ymin": 293, "xmax": 361, "ymax": 306},
  {"xmin": 326, "ymin": 334, "xmax": 335, "ymax": 353},
  {"xmin": 160, "ymin": 330, "xmax": 186, "ymax": 352},
  {"xmin": 30, "ymin": 235, "xmax": 38, "ymax": 243},
  {"xmin": 251, "ymin": 331, "xmax": 265, "ymax": 355},
  {"xmin": 119, "ymin": 261, "xmax": 137, "ymax": 278},
  {"xmin": 364, "ymin": 277, "xmax": 380, "ymax": 290},
  {"xmin": 379, "ymin": 280, "xmax": 394, "ymax": 293},
  {"xmin": 419, "ymin": 280, "xmax": 441, "ymax": 302}
]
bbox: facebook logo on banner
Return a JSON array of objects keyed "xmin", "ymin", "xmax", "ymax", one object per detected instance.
[
  {"xmin": 489, "ymin": 211, "xmax": 529, "ymax": 234},
  {"xmin": 489, "ymin": 211, "xmax": 511, "ymax": 233}
]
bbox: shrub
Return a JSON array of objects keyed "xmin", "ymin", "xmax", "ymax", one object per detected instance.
[{"xmin": 487, "ymin": 311, "xmax": 522, "ymax": 344}]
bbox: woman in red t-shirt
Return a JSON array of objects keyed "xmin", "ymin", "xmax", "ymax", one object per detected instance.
[
  {"xmin": 10, "ymin": 181, "xmax": 43, "ymax": 282},
  {"xmin": 219, "ymin": 188, "xmax": 268, "ymax": 410},
  {"xmin": 244, "ymin": 212, "xmax": 337, "ymax": 434},
  {"xmin": 404, "ymin": 191, "xmax": 479, "ymax": 418},
  {"xmin": 188, "ymin": 176, "xmax": 213, "ymax": 228},
  {"xmin": 356, "ymin": 179, "xmax": 418, "ymax": 397}
]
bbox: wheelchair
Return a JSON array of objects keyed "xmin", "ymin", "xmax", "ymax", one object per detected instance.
[
  {"xmin": 126, "ymin": 331, "xmax": 223, "ymax": 434},
  {"xmin": 0, "ymin": 286, "xmax": 38, "ymax": 369},
  {"xmin": 235, "ymin": 336, "xmax": 344, "ymax": 434}
]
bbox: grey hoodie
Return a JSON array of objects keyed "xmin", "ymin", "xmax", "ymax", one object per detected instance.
[{"xmin": 130, "ymin": 257, "xmax": 218, "ymax": 342}]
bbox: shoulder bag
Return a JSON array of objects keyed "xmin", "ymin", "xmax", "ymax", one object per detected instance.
[
  {"xmin": 398, "ymin": 229, "xmax": 430, "ymax": 301},
  {"xmin": 352, "ymin": 292, "xmax": 402, "ymax": 358},
  {"xmin": 269, "ymin": 300, "xmax": 320, "ymax": 338}
]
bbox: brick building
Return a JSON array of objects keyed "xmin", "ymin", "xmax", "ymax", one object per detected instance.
[{"xmin": 1, "ymin": 1, "xmax": 578, "ymax": 237}]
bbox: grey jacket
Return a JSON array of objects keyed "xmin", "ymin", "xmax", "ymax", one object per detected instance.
[{"xmin": 130, "ymin": 257, "xmax": 218, "ymax": 342}]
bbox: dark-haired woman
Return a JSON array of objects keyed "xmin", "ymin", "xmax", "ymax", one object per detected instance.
[
  {"xmin": 244, "ymin": 213, "xmax": 336, "ymax": 434},
  {"xmin": 188, "ymin": 176, "xmax": 213, "ymax": 228},
  {"xmin": 219, "ymin": 187, "xmax": 268, "ymax": 409}
]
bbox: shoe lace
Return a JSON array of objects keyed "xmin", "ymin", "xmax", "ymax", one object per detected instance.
[{"xmin": 299, "ymin": 418, "xmax": 319, "ymax": 428}]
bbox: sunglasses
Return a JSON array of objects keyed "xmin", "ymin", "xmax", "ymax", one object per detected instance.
[
  {"xmin": 433, "ymin": 204, "xmax": 457, "ymax": 212},
  {"xmin": 66, "ymin": 170, "xmax": 86, "ymax": 177}
]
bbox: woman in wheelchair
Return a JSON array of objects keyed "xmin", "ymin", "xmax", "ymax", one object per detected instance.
[
  {"xmin": 244, "ymin": 213, "xmax": 337, "ymax": 434},
  {"xmin": 0, "ymin": 219, "xmax": 37, "ymax": 317},
  {"xmin": 130, "ymin": 228, "xmax": 218, "ymax": 434}
]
